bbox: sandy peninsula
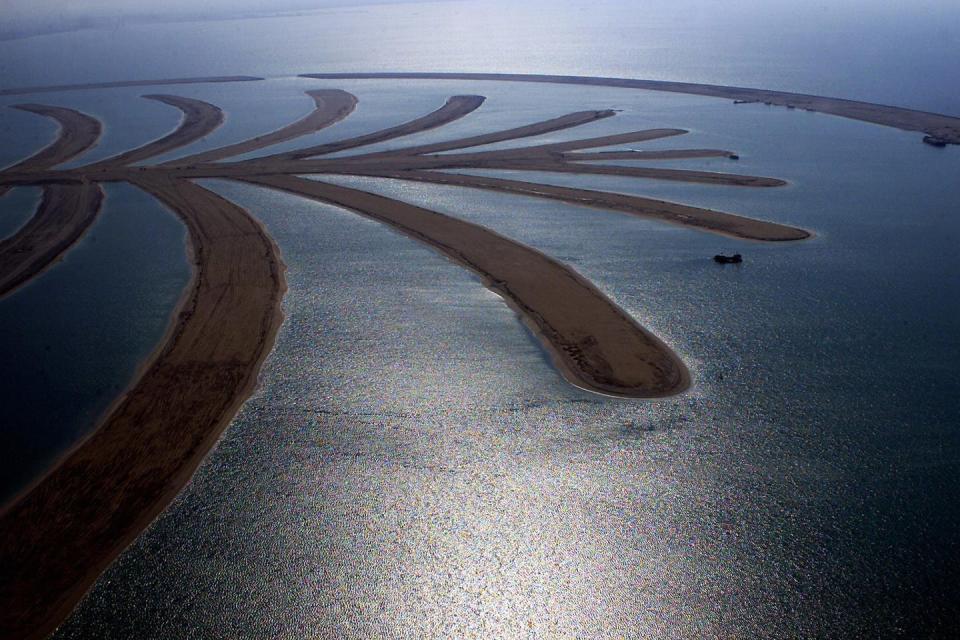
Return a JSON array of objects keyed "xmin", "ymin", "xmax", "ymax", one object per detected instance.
[
  {"xmin": 246, "ymin": 173, "xmax": 690, "ymax": 398},
  {"xmin": 4, "ymin": 104, "xmax": 102, "ymax": 172},
  {"xmin": 334, "ymin": 169, "xmax": 808, "ymax": 242},
  {"xmin": 167, "ymin": 89, "xmax": 358, "ymax": 165},
  {"xmin": 263, "ymin": 94, "xmax": 486, "ymax": 161},
  {"xmin": 0, "ymin": 95, "xmax": 229, "ymax": 299}
]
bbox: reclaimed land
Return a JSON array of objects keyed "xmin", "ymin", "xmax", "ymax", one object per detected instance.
[
  {"xmin": 302, "ymin": 72, "xmax": 960, "ymax": 145},
  {"xmin": 0, "ymin": 182, "xmax": 104, "ymax": 297},
  {"xmin": 332, "ymin": 169, "xmax": 807, "ymax": 241},
  {"xmin": 0, "ymin": 95, "xmax": 228, "ymax": 299},
  {"xmin": 0, "ymin": 175, "xmax": 286, "ymax": 640},
  {"xmin": 84, "ymin": 95, "xmax": 224, "ymax": 169},
  {"xmin": 0, "ymin": 75, "xmax": 263, "ymax": 97},
  {"xmin": 4, "ymin": 105, "xmax": 102, "ymax": 171},
  {"xmin": 245, "ymin": 173, "xmax": 691, "ymax": 398},
  {"xmin": 0, "ymin": 78, "xmax": 821, "ymax": 637},
  {"xmin": 166, "ymin": 89, "xmax": 358, "ymax": 165},
  {"xmin": 0, "ymin": 104, "xmax": 102, "ymax": 199}
]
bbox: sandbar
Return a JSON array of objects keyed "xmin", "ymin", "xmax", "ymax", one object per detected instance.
[
  {"xmin": 1, "ymin": 104, "xmax": 100, "ymax": 198},
  {"xmin": 85, "ymin": 95, "xmax": 224, "ymax": 169},
  {"xmin": 167, "ymin": 89, "xmax": 358, "ymax": 165},
  {"xmin": 563, "ymin": 149, "xmax": 736, "ymax": 161},
  {"xmin": 302, "ymin": 72, "xmax": 960, "ymax": 145},
  {"xmin": 0, "ymin": 95, "xmax": 226, "ymax": 297},
  {"xmin": 0, "ymin": 78, "xmax": 816, "ymax": 637},
  {"xmin": 0, "ymin": 175, "xmax": 286, "ymax": 640},
  {"xmin": 332, "ymin": 168, "xmax": 809, "ymax": 241},
  {"xmin": 0, "ymin": 182, "xmax": 104, "ymax": 297},
  {"xmin": 243, "ymin": 173, "xmax": 690, "ymax": 398},
  {"xmin": 263, "ymin": 94, "xmax": 486, "ymax": 160},
  {"xmin": 4, "ymin": 105, "xmax": 102, "ymax": 172},
  {"xmin": 0, "ymin": 76, "xmax": 263, "ymax": 97}
]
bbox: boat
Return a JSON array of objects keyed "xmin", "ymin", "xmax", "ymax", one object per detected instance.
[{"xmin": 713, "ymin": 253, "xmax": 743, "ymax": 264}]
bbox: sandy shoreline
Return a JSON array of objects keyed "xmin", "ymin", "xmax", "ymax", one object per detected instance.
[
  {"xmin": 0, "ymin": 95, "xmax": 226, "ymax": 299},
  {"xmin": 0, "ymin": 175, "xmax": 286, "ymax": 640},
  {"xmin": 85, "ymin": 95, "xmax": 224, "ymax": 169},
  {"xmin": 564, "ymin": 148, "xmax": 735, "ymax": 161},
  {"xmin": 168, "ymin": 89, "xmax": 358, "ymax": 165},
  {"xmin": 5, "ymin": 104, "xmax": 102, "ymax": 172},
  {"xmin": 0, "ymin": 182, "xmax": 104, "ymax": 297},
  {"xmin": 265, "ymin": 94, "xmax": 486, "ymax": 161},
  {"xmin": 333, "ymin": 169, "xmax": 809, "ymax": 242},
  {"xmin": 245, "ymin": 174, "xmax": 690, "ymax": 397},
  {"xmin": 0, "ymin": 104, "xmax": 102, "ymax": 200},
  {"xmin": 302, "ymin": 72, "xmax": 960, "ymax": 145}
]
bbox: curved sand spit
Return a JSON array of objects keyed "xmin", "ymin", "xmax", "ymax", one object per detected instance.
[
  {"xmin": 84, "ymin": 95, "xmax": 224, "ymax": 169},
  {"xmin": 0, "ymin": 75, "xmax": 263, "ymax": 97},
  {"xmin": 564, "ymin": 149, "xmax": 736, "ymax": 161},
  {"xmin": 0, "ymin": 95, "xmax": 228, "ymax": 300},
  {"xmin": 0, "ymin": 182, "xmax": 104, "ymax": 297},
  {"xmin": 1, "ymin": 105, "xmax": 101, "ymax": 175},
  {"xmin": 11, "ymin": 72, "xmax": 953, "ymax": 637},
  {"xmin": 0, "ymin": 104, "xmax": 102, "ymax": 200},
  {"xmin": 337, "ymin": 169, "xmax": 805, "ymax": 241},
  {"xmin": 245, "ymin": 173, "xmax": 690, "ymax": 398},
  {"xmin": 264, "ymin": 94, "xmax": 486, "ymax": 160},
  {"xmin": 166, "ymin": 89, "xmax": 358, "ymax": 165}
]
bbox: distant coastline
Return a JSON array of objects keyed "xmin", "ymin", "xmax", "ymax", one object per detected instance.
[{"xmin": 0, "ymin": 76, "xmax": 263, "ymax": 97}]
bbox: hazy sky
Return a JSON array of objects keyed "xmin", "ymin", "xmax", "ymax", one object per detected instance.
[
  {"xmin": 1, "ymin": 0, "xmax": 427, "ymax": 37},
  {"xmin": 7, "ymin": 0, "xmax": 959, "ymax": 28}
]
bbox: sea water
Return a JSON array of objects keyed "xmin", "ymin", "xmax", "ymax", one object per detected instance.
[
  {"xmin": 0, "ymin": 1, "xmax": 957, "ymax": 636},
  {"xmin": 0, "ymin": 183, "xmax": 190, "ymax": 498}
]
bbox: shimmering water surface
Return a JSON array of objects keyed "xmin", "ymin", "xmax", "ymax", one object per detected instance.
[{"xmin": 0, "ymin": 1, "xmax": 958, "ymax": 637}]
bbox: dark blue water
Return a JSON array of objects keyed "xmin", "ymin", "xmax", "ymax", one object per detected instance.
[{"xmin": 0, "ymin": 183, "xmax": 190, "ymax": 499}]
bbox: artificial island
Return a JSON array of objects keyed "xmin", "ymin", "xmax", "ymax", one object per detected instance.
[{"xmin": 2, "ymin": 71, "xmax": 958, "ymax": 639}]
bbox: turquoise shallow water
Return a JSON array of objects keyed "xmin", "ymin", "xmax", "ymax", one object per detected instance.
[{"xmin": 0, "ymin": 1, "xmax": 958, "ymax": 636}]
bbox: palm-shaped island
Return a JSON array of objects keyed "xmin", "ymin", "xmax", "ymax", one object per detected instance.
[{"xmin": 0, "ymin": 80, "xmax": 810, "ymax": 638}]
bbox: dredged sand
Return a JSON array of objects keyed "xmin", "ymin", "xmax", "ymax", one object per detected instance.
[
  {"xmin": 0, "ymin": 96, "xmax": 228, "ymax": 299},
  {"xmin": 245, "ymin": 173, "xmax": 691, "ymax": 398},
  {"xmin": 0, "ymin": 182, "xmax": 104, "ymax": 297},
  {"xmin": 328, "ymin": 169, "xmax": 808, "ymax": 242},
  {"xmin": 0, "ymin": 104, "xmax": 102, "ymax": 200},
  {"xmin": 84, "ymin": 95, "xmax": 224, "ymax": 169},
  {"xmin": 0, "ymin": 78, "xmax": 821, "ymax": 638},
  {"xmin": 0, "ymin": 175, "xmax": 286, "ymax": 640},
  {"xmin": 3, "ymin": 105, "xmax": 102, "ymax": 172},
  {"xmin": 167, "ymin": 89, "xmax": 358, "ymax": 165},
  {"xmin": 303, "ymin": 72, "xmax": 960, "ymax": 145},
  {"xmin": 0, "ymin": 76, "xmax": 263, "ymax": 97},
  {"xmin": 264, "ymin": 94, "xmax": 486, "ymax": 160}
]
